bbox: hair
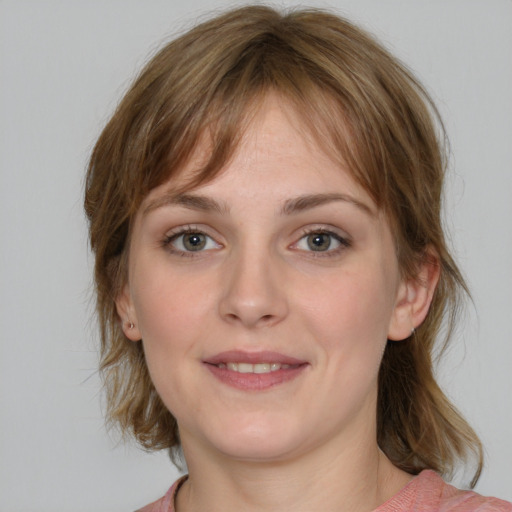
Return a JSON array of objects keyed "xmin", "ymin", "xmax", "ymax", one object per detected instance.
[{"xmin": 85, "ymin": 5, "xmax": 483, "ymax": 485}]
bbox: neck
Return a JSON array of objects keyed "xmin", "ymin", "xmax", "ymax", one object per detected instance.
[{"xmin": 176, "ymin": 426, "xmax": 411, "ymax": 512}]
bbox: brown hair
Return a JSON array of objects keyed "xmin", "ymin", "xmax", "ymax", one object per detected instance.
[{"xmin": 85, "ymin": 5, "xmax": 482, "ymax": 484}]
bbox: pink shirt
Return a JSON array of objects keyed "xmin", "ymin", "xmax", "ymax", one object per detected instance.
[{"xmin": 136, "ymin": 470, "xmax": 512, "ymax": 511}]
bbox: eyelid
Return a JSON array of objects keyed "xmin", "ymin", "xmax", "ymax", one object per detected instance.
[
  {"xmin": 291, "ymin": 226, "xmax": 352, "ymax": 256},
  {"xmin": 162, "ymin": 225, "xmax": 223, "ymax": 256}
]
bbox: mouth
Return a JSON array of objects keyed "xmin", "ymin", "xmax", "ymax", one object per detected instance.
[
  {"xmin": 215, "ymin": 362, "xmax": 297, "ymax": 374},
  {"xmin": 203, "ymin": 351, "xmax": 308, "ymax": 390}
]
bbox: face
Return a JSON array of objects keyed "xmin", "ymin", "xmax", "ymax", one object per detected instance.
[{"xmin": 118, "ymin": 96, "xmax": 417, "ymax": 464}]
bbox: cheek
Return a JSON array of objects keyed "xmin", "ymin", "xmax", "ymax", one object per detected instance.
[
  {"xmin": 131, "ymin": 259, "xmax": 211, "ymax": 336},
  {"xmin": 305, "ymin": 270, "xmax": 394, "ymax": 329},
  {"xmin": 129, "ymin": 266, "xmax": 217, "ymax": 393},
  {"xmin": 130, "ymin": 270, "xmax": 214, "ymax": 414},
  {"xmin": 298, "ymin": 268, "xmax": 395, "ymax": 363}
]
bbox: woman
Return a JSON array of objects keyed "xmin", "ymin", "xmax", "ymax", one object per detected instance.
[{"xmin": 84, "ymin": 6, "xmax": 511, "ymax": 511}]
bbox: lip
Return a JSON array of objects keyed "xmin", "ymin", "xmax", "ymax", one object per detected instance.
[
  {"xmin": 203, "ymin": 350, "xmax": 309, "ymax": 391},
  {"xmin": 204, "ymin": 350, "xmax": 306, "ymax": 366}
]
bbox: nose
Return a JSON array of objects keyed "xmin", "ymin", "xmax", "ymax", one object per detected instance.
[{"xmin": 218, "ymin": 246, "xmax": 289, "ymax": 328}]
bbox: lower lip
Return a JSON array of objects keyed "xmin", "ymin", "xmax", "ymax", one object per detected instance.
[{"xmin": 204, "ymin": 363, "xmax": 307, "ymax": 391}]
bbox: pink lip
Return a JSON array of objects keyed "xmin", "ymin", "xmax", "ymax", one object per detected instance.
[
  {"xmin": 203, "ymin": 351, "xmax": 308, "ymax": 391},
  {"xmin": 204, "ymin": 350, "xmax": 306, "ymax": 366}
]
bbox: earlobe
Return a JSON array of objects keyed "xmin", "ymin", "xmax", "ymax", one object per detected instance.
[
  {"xmin": 388, "ymin": 250, "xmax": 440, "ymax": 341},
  {"xmin": 115, "ymin": 284, "xmax": 142, "ymax": 341}
]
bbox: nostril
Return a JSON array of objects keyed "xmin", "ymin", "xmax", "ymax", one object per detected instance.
[{"xmin": 218, "ymin": 277, "xmax": 289, "ymax": 327}]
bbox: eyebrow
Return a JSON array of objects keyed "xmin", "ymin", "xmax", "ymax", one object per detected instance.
[
  {"xmin": 143, "ymin": 192, "xmax": 374, "ymax": 217},
  {"xmin": 280, "ymin": 193, "xmax": 374, "ymax": 216},
  {"xmin": 143, "ymin": 193, "xmax": 229, "ymax": 216}
]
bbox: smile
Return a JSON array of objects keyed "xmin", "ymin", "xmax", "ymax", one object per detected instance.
[
  {"xmin": 216, "ymin": 362, "xmax": 294, "ymax": 373},
  {"xmin": 204, "ymin": 351, "xmax": 308, "ymax": 391}
]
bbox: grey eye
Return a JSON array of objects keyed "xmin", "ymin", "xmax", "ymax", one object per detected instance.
[
  {"xmin": 306, "ymin": 233, "xmax": 336, "ymax": 251},
  {"xmin": 182, "ymin": 233, "xmax": 207, "ymax": 251},
  {"xmin": 169, "ymin": 231, "xmax": 220, "ymax": 252},
  {"xmin": 294, "ymin": 230, "xmax": 346, "ymax": 254}
]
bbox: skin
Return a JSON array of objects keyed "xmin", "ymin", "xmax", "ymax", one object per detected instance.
[{"xmin": 117, "ymin": 95, "xmax": 439, "ymax": 512}]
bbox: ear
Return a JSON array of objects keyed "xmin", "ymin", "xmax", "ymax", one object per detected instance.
[
  {"xmin": 115, "ymin": 283, "xmax": 142, "ymax": 341},
  {"xmin": 387, "ymin": 249, "xmax": 440, "ymax": 341}
]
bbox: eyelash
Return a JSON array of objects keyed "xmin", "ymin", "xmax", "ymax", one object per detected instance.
[
  {"xmin": 294, "ymin": 228, "xmax": 351, "ymax": 258},
  {"xmin": 162, "ymin": 226, "xmax": 220, "ymax": 258},
  {"xmin": 161, "ymin": 226, "xmax": 351, "ymax": 258}
]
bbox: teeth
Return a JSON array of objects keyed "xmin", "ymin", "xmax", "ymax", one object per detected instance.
[
  {"xmin": 238, "ymin": 363, "xmax": 253, "ymax": 373},
  {"xmin": 254, "ymin": 363, "xmax": 270, "ymax": 374},
  {"xmin": 219, "ymin": 362, "xmax": 289, "ymax": 374}
]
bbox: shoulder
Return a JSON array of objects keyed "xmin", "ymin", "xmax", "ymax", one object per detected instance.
[
  {"xmin": 135, "ymin": 476, "xmax": 188, "ymax": 512},
  {"xmin": 377, "ymin": 470, "xmax": 512, "ymax": 512}
]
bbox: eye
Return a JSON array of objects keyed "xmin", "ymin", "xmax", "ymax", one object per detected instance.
[
  {"xmin": 294, "ymin": 229, "xmax": 350, "ymax": 254},
  {"xmin": 165, "ymin": 229, "xmax": 221, "ymax": 254}
]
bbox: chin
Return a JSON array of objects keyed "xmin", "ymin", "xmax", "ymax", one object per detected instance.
[
  {"xmin": 219, "ymin": 439, "xmax": 299, "ymax": 462},
  {"xmin": 206, "ymin": 415, "xmax": 305, "ymax": 462}
]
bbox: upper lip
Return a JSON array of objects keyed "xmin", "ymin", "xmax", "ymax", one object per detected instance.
[{"xmin": 204, "ymin": 350, "xmax": 307, "ymax": 366}]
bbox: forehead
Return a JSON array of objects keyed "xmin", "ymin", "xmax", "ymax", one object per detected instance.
[{"xmin": 141, "ymin": 93, "xmax": 375, "ymax": 213}]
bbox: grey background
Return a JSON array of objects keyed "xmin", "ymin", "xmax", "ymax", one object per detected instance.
[{"xmin": 1, "ymin": 0, "xmax": 511, "ymax": 510}]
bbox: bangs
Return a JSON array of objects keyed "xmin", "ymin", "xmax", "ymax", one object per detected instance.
[{"xmin": 137, "ymin": 39, "xmax": 384, "ymax": 213}]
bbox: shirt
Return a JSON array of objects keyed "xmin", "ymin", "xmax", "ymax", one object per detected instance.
[{"xmin": 136, "ymin": 470, "xmax": 512, "ymax": 511}]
